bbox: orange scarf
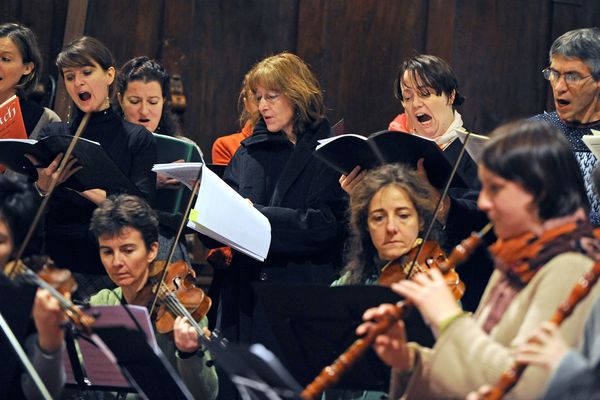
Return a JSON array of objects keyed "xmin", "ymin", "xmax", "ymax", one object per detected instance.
[{"xmin": 481, "ymin": 220, "xmax": 600, "ymax": 333}]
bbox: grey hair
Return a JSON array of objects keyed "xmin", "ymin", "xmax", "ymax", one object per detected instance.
[{"xmin": 549, "ymin": 27, "xmax": 600, "ymax": 80}]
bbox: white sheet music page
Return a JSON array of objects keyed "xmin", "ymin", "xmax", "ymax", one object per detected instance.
[
  {"xmin": 152, "ymin": 162, "xmax": 271, "ymax": 261},
  {"xmin": 583, "ymin": 129, "xmax": 600, "ymax": 160},
  {"xmin": 152, "ymin": 162, "xmax": 203, "ymax": 190}
]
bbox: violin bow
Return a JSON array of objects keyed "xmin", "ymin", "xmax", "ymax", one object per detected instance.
[
  {"xmin": 405, "ymin": 129, "xmax": 473, "ymax": 278},
  {"xmin": 148, "ymin": 165, "xmax": 203, "ymax": 317},
  {"xmin": 8, "ymin": 113, "xmax": 91, "ymax": 278},
  {"xmin": 300, "ymin": 221, "xmax": 492, "ymax": 400},
  {"xmin": 0, "ymin": 113, "xmax": 90, "ymax": 400}
]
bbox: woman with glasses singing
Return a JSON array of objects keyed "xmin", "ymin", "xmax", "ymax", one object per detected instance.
[
  {"xmin": 216, "ymin": 53, "xmax": 346, "ymax": 345},
  {"xmin": 533, "ymin": 28, "xmax": 600, "ymax": 225}
]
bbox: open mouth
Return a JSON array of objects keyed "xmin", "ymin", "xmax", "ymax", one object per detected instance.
[
  {"xmin": 556, "ymin": 99, "xmax": 570, "ymax": 106},
  {"xmin": 78, "ymin": 92, "xmax": 91, "ymax": 101},
  {"xmin": 416, "ymin": 113, "xmax": 432, "ymax": 123},
  {"xmin": 139, "ymin": 118, "xmax": 150, "ymax": 123}
]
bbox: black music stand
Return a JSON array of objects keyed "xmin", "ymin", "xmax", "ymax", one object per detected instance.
[
  {"xmin": 206, "ymin": 336, "xmax": 302, "ymax": 400},
  {"xmin": 253, "ymin": 284, "xmax": 434, "ymax": 392},
  {"xmin": 92, "ymin": 326, "xmax": 195, "ymax": 400},
  {"xmin": 0, "ymin": 274, "xmax": 36, "ymax": 398}
]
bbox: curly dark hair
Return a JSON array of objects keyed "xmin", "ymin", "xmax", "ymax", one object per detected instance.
[{"xmin": 340, "ymin": 164, "xmax": 443, "ymax": 284}]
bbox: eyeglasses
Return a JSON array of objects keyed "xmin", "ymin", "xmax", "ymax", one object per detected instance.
[
  {"xmin": 254, "ymin": 92, "xmax": 281, "ymax": 105},
  {"xmin": 542, "ymin": 67, "xmax": 592, "ymax": 85}
]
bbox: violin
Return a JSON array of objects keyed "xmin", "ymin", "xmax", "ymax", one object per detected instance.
[
  {"xmin": 378, "ymin": 240, "xmax": 465, "ymax": 300},
  {"xmin": 131, "ymin": 260, "xmax": 212, "ymax": 342},
  {"xmin": 4, "ymin": 256, "xmax": 94, "ymax": 333},
  {"xmin": 300, "ymin": 224, "xmax": 492, "ymax": 400}
]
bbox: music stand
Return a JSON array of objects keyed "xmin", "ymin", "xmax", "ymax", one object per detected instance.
[
  {"xmin": 92, "ymin": 326, "xmax": 195, "ymax": 400},
  {"xmin": 253, "ymin": 284, "xmax": 434, "ymax": 392},
  {"xmin": 206, "ymin": 335, "xmax": 302, "ymax": 400}
]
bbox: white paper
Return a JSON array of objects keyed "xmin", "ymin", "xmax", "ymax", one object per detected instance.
[
  {"xmin": 187, "ymin": 164, "xmax": 271, "ymax": 261},
  {"xmin": 583, "ymin": 132, "xmax": 600, "ymax": 160},
  {"xmin": 153, "ymin": 162, "xmax": 271, "ymax": 261},
  {"xmin": 454, "ymin": 128, "xmax": 489, "ymax": 162},
  {"xmin": 152, "ymin": 162, "xmax": 203, "ymax": 190},
  {"xmin": 316, "ymin": 133, "xmax": 367, "ymax": 149}
]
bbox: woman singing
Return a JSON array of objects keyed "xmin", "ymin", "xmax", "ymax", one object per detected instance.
[{"xmin": 29, "ymin": 37, "xmax": 156, "ymax": 299}]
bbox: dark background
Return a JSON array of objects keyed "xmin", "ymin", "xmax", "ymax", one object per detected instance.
[{"xmin": 2, "ymin": 0, "xmax": 599, "ymax": 162}]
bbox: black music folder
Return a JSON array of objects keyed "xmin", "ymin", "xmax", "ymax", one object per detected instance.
[
  {"xmin": 314, "ymin": 130, "xmax": 468, "ymax": 189},
  {"xmin": 253, "ymin": 284, "xmax": 434, "ymax": 392},
  {"xmin": 0, "ymin": 135, "xmax": 140, "ymax": 194}
]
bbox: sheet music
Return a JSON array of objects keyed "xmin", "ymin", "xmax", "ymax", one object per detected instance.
[
  {"xmin": 153, "ymin": 162, "xmax": 272, "ymax": 261},
  {"xmin": 152, "ymin": 162, "xmax": 203, "ymax": 190},
  {"xmin": 187, "ymin": 164, "xmax": 271, "ymax": 261},
  {"xmin": 583, "ymin": 130, "xmax": 600, "ymax": 160},
  {"xmin": 454, "ymin": 128, "xmax": 489, "ymax": 162},
  {"xmin": 64, "ymin": 305, "xmax": 156, "ymax": 389}
]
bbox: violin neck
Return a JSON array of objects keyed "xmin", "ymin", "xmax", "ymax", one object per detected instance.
[{"xmin": 18, "ymin": 268, "xmax": 75, "ymax": 311}]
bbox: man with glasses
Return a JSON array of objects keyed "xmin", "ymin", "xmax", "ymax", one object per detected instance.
[{"xmin": 534, "ymin": 27, "xmax": 600, "ymax": 225}]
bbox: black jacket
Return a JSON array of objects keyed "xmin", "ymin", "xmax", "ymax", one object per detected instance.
[{"xmin": 216, "ymin": 118, "xmax": 346, "ymax": 343}]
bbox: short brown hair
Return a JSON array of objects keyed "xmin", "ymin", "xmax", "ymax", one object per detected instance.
[{"xmin": 90, "ymin": 195, "xmax": 158, "ymax": 250}]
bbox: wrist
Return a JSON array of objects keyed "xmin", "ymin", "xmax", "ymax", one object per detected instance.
[
  {"xmin": 38, "ymin": 333, "xmax": 64, "ymax": 354},
  {"xmin": 437, "ymin": 310, "xmax": 469, "ymax": 337},
  {"xmin": 33, "ymin": 181, "xmax": 48, "ymax": 197},
  {"xmin": 176, "ymin": 347, "xmax": 202, "ymax": 359}
]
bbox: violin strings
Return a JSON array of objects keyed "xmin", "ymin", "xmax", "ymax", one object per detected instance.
[{"xmin": 157, "ymin": 284, "xmax": 207, "ymax": 340}]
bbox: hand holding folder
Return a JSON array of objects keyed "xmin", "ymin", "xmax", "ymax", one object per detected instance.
[
  {"xmin": 314, "ymin": 130, "xmax": 468, "ymax": 189},
  {"xmin": 0, "ymin": 135, "xmax": 140, "ymax": 194}
]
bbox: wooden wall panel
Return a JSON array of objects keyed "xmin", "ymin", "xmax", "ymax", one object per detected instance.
[
  {"xmin": 165, "ymin": 0, "xmax": 299, "ymax": 158},
  {"xmin": 85, "ymin": 0, "xmax": 163, "ymax": 66},
  {"xmin": 442, "ymin": 0, "xmax": 552, "ymax": 133},
  {"xmin": 0, "ymin": 0, "xmax": 68, "ymax": 90},
  {"xmin": 2, "ymin": 0, "xmax": 600, "ymax": 157},
  {"xmin": 298, "ymin": 0, "xmax": 429, "ymax": 135}
]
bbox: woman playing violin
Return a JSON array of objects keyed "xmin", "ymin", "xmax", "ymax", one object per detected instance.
[
  {"xmin": 340, "ymin": 54, "xmax": 493, "ymax": 312},
  {"xmin": 87, "ymin": 194, "xmax": 218, "ymax": 400},
  {"xmin": 359, "ymin": 119, "xmax": 600, "ymax": 399},
  {"xmin": 327, "ymin": 164, "xmax": 447, "ymax": 400},
  {"xmin": 335, "ymin": 163, "xmax": 443, "ymax": 286}
]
